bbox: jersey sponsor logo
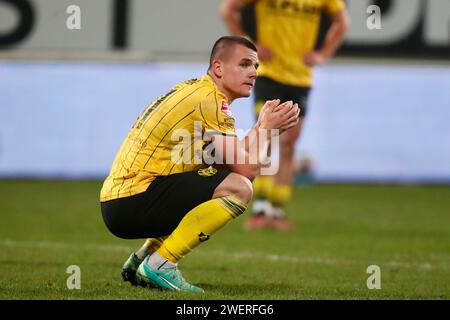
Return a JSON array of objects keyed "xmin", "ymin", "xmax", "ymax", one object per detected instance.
[
  {"xmin": 219, "ymin": 118, "xmax": 235, "ymax": 130},
  {"xmin": 197, "ymin": 167, "xmax": 218, "ymax": 177},
  {"xmin": 183, "ymin": 78, "xmax": 200, "ymax": 85},
  {"xmin": 221, "ymin": 100, "xmax": 233, "ymax": 117},
  {"xmin": 267, "ymin": 0, "xmax": 321, "ymax": 16}
]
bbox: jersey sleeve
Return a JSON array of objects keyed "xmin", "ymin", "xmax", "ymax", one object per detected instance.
[
  {"xmin": 323, "ymin": 0, "xmax": 345, "ymax": 16},
  {"xmin": 198, "ymin": 93, "xmax": 236, "ymax": 137}
]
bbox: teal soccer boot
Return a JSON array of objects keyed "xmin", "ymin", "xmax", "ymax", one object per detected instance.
[
  {"xmin": 136, "ymin": 257, "xmax": 204, "ymax": 293},
  {"xmin": 121, "ymin": 253, "xmax": 142, "ymax": 286}
]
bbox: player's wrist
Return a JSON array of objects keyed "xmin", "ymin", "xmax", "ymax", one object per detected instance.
[{"xmin": 258, "ymin": 124, "xmax": 277, "ymax": 139}]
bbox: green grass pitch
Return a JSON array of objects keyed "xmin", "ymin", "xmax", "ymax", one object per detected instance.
[{"xmin": 0, "ymin": 180, "xmax": 448, "ymax": 299}]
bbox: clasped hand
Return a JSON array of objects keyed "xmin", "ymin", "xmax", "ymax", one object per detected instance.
[{"xmin": 257, "ymin": 99, "xmax": 300, "ymax": 135}]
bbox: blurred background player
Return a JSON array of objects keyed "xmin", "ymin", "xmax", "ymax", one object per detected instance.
[{"xmin": 220, "ymin": 0, "xmax": 349, "ymax": 230}]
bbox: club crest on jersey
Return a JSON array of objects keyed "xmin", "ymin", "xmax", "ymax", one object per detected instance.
[
  {"xmin": 221, "ymin": 100, "xmax": 233, "ymax": 117},
  {"xmin": 198, "ymin": 167, "xmax": 218, "ymax": 177}
]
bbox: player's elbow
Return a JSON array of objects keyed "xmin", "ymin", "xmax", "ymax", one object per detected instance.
[
  {"xmin": 219, "ymin": 1, "xmax": 241, "ymax": 22},
  {"xmin": 219, "ymin": 2, "xmax": 231, "ymax": 20},
  {"xmin": 339, "ymin": 11, "xmax": 351, "ymax": 33}
]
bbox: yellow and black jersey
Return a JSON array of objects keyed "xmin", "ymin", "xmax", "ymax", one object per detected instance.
[
  {"xmin": 245, "ymin": 0, "xmax": 345, "ymax": 87},
  {"xmin": 100, "ymin": 75, "xmax": 236, "ymax": 202}
]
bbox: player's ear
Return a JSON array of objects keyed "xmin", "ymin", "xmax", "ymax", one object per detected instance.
[{"xmin": 212, "ymin": 59, "xmax": 223, "ymax": 77}]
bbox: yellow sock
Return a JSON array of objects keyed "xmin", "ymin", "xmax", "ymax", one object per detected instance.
[
  {"xmin": 269, "ymin": 184, "xmax": 292, "ymax": 208},
  {"xmin": 253, "ymin": 176, "xmax": 274, "ymax": 199},
  {"xmin": 143, "ymin": 237, "xmax": 168, "ymax": 252},
  {"xmin": 157, "ymin": 196, "xmax": 246, "ymax": 263},
  {"xmin": 136, "ymin": 236, "xmax": 168, "ymax": 260}
]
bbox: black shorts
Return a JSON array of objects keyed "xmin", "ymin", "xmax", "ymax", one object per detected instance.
[
  {"xmin": 254, "ymin": 76, "xmax": 311, "ymax": 118},
  {"xmin": 100, "ymin": 168, "xmax": 231, "ymax": 239}
]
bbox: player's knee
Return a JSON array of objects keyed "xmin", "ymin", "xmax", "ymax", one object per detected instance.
[
  {"xmin": 225, "ymin": 173, "xmax": 253, "ymax": 204},
  {"xmin": 238, "ymin": 175, "xmax": 254, "ymax": 203},
  {"xmin": 213, "ymin": 173, "xmax": 253, "ymax": 204}
]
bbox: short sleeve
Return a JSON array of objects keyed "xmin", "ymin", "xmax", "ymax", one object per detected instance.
[
  {"xmin": 198, "ymin": 93, "xmax": 236, "ymax": 137},
  {"xmin": 323, "ymin": 0, "xmax": 345, "ymax": 16}
]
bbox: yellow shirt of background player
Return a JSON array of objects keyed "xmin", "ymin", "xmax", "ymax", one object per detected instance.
[{"xmin": 247, "ymin": 0, "xmax": 345, "ymax": 87}]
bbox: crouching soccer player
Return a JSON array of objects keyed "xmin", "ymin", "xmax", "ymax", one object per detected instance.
[{"xmin": 100, "ymin": 36, "xmax": 300, "ymax": 292}]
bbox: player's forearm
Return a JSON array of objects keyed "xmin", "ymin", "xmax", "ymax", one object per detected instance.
[
  {"xmin": 318, "ymin": 11, "xmax": 350, "ymax": 59},
  {"xmin": 212, "ymin": 127, "xmax": 269, "ymax": 181},
  {"xmin": 242, "ymin": 122, "xmax": 270, "ymax": 154},
  {"xmin": 219, "ymin": 0, "xmax": 248, "ymax": 37},
  {"xmin": 233, "ymin": 124, "xmax": 272, "ymax": 180}
]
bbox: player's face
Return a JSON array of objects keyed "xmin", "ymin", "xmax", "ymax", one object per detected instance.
[{"xmin": 221, "ymin": 45, "xmax": 259, "ymax": 100}]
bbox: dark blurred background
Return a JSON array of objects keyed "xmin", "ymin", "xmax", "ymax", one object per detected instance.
[{"xmin": 1, "ymin": 0, "xmax": 449, "ymax": 183}]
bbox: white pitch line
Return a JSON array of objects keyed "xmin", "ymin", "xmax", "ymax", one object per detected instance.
[
  {"xmin": 0, "ymin": 239, "xmax": 447, "ymax": 271},
  {"xmin": 199, "ymin": 249, "xmax": 445, "ymax": 271},
  {"xmin": 0, "ymin": 239, "xmax": 131, "ymax": 253}
]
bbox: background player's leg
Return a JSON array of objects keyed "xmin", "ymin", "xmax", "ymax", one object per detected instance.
[
  {"xmin": 268, "ymin": 85, "xmax": 309, "ymax": 230},
  {"xmin": 269, "ymin": 118, "xmax": 304, "ymax": 230},
  {"xmin": 247, "ymin": 99, "xmax": 275, "ymax": 229}
]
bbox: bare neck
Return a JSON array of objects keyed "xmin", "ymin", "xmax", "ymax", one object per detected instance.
[{"xmin": 207, "ymin": 72, "xmax": 234, "ymax": 103}]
